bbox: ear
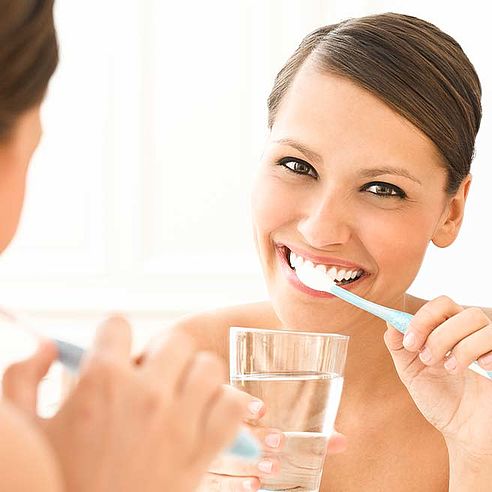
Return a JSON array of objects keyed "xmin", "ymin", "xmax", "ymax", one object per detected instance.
[{"xmin": 432, "ymin": 174, "xmax": 471, "ymax": 248}]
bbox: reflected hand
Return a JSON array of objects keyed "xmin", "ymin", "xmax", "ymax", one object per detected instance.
[{"xmin": 3, "ymin": 317, "xmax": 248, "ymax": 492}]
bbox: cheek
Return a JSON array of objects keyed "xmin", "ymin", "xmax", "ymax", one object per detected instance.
[
  {"xmin": 359, "ymin": 207, "xmax": 437, "ymax": 283},
  {"xmin": 251, "ymin": 172, "xmax": 297, "ymax": 238},
  {"xmin": 0, "ymin": 170, "xmax": 27, "ymax": 253}
]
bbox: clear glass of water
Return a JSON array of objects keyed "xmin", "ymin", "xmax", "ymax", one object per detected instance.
[{"xmin": 230, "ymin": 327, "xmax": 349, "ymax": 492}]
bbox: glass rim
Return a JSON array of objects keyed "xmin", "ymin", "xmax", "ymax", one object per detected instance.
[{"xmin": 230, "ymin": 326, "xmax": 349, "ymax": 341}]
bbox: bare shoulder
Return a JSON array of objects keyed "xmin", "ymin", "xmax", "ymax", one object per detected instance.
[
  {"xmin": 0, "ymin": 401, "xmax": 62, "ymax": 491},
  {"xmin": 168, "ymin": 301, "xmax": 281, "ymax": 361}
]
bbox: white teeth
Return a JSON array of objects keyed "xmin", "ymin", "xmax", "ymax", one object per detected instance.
[
  {"xmin": 287, "ymin": 249, "xmax": 364, "ymax": 286},
  {"xmin": 327, "ymin": 266, "xmax": 337, "ymax": 280},
  {"xmin": 294, "ymin": 256, "xmax": 304, "ymax": 269},
  {"xmin": 289, "ymin": 251, "xmax": 296, "ymax": 268}
]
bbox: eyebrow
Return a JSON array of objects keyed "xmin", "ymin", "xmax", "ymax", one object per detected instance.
[
  {"xmin": 358, "ymin": 167, "xmax": 422, "ymax": 185},
  {"xmin": 272, "ymin": 138, "xmax": 323, "ymax": 165},
  {"xmin": 273, "ymin": 138, "xmax": 422, "ymax": 185}
]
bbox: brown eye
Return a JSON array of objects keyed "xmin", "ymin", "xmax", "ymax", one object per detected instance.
[
  {"xmin": 362, "ymin": 181, "xmax": 406, "ymax": 199},
  {"xmin": 279, "ymin": 157, "xmax": 318, "ymax": 178}
]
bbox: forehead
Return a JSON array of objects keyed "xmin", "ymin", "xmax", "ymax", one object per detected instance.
[{"xmin": 270, "ymin": 63, "xmax": 444, "ymax": 174}]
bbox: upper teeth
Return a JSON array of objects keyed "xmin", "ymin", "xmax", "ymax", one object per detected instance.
[{"xmin": 289, "ymin": 251, "xmax": 363, "ymax": 282}]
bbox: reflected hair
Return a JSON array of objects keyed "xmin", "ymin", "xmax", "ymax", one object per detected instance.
[{"xmin": 0, "ymin": 0, "xmax": 58, "ymax": 140}]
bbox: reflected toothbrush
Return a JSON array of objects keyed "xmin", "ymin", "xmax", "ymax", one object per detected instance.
[
  {"xmin": 0, "ymin": 310, "xmax": 261, "ymax": 459},
  {"xmin": 295, "ymin": 264, "xmax": 492, "ymax": 380}
]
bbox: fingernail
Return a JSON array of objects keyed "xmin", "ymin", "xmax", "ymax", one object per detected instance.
[
  {"xmin": 403, "ymin": 331, "xmax": 416, "ymax": 349},
  {"xmin": 248, "ymin": 399, "xmax": 263, "ymax": 416},
  {"xmin": 419, "ymin": 346, "xmax": 432, "ymax": 363},
  {"xmin": 444, "ymin": 355, "xmax": 457, "ymax": 373},
  {"xmin": 480, "ymin": 352, "xmax": 492, "ymax": 368},
  {"xmin": 265, "ymin": 432, "xmax": 281, "ymax": 448},
  {"xmin": 257, "ymin": 460, "xmax": 273, "ymax": 474},
  {"xmin": 242, "ymin": 479, "xmax": 257, "ymax": 491}
]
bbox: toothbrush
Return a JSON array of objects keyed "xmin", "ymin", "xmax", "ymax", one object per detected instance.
[
  {"xmin": 295, "ymin": 265, "xmax": 492, "ymax": 380},
  {"xmin": 0, "ymin": 312, "xmax": 261, "ymax": 459}
]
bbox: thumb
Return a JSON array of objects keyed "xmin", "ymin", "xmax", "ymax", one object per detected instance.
[
  {"xmin": 2, "ymin": 339, "xmax": 58, "ymax": 415},
  {"xmin": 384, "ymin": 321, "xmax": 405, "ymax": 351},
  {"xmin": 383, "ymin": 322, "xmax": 420, "ymax": 381}
]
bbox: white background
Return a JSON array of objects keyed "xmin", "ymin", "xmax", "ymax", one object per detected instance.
[{"xmin": 0, "ymin": 0, "xmax": 490, "ymax": 342}]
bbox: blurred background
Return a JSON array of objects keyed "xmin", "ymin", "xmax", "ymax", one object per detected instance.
[{"xmin": 0, "ymin": 0, "xmax": 490, "ymax": 347}]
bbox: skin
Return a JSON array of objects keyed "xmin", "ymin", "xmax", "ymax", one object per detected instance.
[
  {"xmin": 0, "ymin": 106, "xmax": 250, "ymax": 490},
  {"xmin": 2, "ymin": 318, "xmax": 250, "ymax": 492},
  {"xmin": 0, "ymin": 400, "xmax": 62, "ymax": 492},
  {"xmin": 166, "ymin": 62, "xmax": 492, "ymax": 491}
]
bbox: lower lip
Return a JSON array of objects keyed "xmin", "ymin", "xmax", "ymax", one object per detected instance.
[{"xmin": 276, "ymin": 246, "xmax": 366, "ymax": 299}]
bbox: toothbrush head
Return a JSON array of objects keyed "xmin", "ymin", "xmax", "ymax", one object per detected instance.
[{"xmin": 295, "ymin": 263, "xmax": 336, "ymax": 293}]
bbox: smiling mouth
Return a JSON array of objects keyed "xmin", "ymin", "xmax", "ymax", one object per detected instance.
[{"xmin": 280, "ymin": 246, "xmax": 367, "ymax": 287}]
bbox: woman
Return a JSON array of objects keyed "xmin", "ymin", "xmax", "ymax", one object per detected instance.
[
  {"xmin": 167, "ymin": 13, "xmax": 492, "ymax": 491},
  {"xmin": 0, "ymin": 1, "xmax": 250, "ymax": 490}
]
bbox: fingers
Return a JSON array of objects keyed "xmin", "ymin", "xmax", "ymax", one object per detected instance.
[
  {"xmin": 402, "ymin": 296, "xmax": 463, "ymax": 351},
  {"xmin": 413, "ymin": 308, "xmax": 491, "ymax": 370},
  {"xmin": 204, "ymin": 387, "xmax": 282, "ymax": 456},
  {"xmin": 89, "ymin": 315, "xmax": 132, "ymax": 361},
  {"xmin": 2, "ymin": 339, "xmax": 57, "ymax": 414},
  {"xmin": 197, "ymin": 473, "xmax": 261, "ymax": 492},
  {"xmin": 207, "ymin": 451, "xmax": 281, "ymax": 481},
  {"xmin": 180, "ymin": 352, "xmax": 227, "ymax": 441},
  {"xmin": 397, "ymin": 296, "xmax": 492, "ymax": 375},
  {"xmin": 141, "ymin": 331, "xmax": 197, "ymax": 395},
  {"xmin": 203, "ymin": 410, "xmax": 282, "ymax": 479},
  {"xmin": 198, "ymin": 386, "xmax": 247, "ymax": 466},
  {"xmin": 447, "ymin": 325, "xmax": 492, "ymax": 373},
  {"xmin": 383, "ymin": 321, "xmax": 405, "ymax": 351},
  {"xmin": 326, "ymin": 430, "xmax": 347, "ymax": 454},
  {"xmin": 226, "ymin": 388, "xmax": 266, "ymax": 423},
  {"xmin": 478, "ymin": 350, "xmax": 492, "ymax": 371}
]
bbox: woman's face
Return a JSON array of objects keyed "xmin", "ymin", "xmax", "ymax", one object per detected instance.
[
  {"xmin": 252, "ymin": 64, "xmax": 464, "ymax": 332},
  {"xmin": 0, "ymin": 106, "xmax": 42, "ymax": 253}
]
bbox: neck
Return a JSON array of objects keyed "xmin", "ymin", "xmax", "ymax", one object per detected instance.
[{"xmin": 332, "ymin": 292, "xmax": 423, "ymax": 403}]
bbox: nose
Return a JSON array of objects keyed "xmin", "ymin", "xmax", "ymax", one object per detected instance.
[{"xmin": 297, "ymin": 189, "xmax": 353, "ymax": 249}]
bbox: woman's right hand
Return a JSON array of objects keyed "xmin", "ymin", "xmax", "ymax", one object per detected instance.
[{"xmin": 198, "ymin": 399, "xmax": 347, "ymax": 492}]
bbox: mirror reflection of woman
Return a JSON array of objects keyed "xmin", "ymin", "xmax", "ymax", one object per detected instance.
[
  {"xmin": 165, "ymin": 13, "xmax": 492, "ymax": 491},
  {"xmin": 0, "ymin": 2, "xmax": 249, "ymax": 490}
]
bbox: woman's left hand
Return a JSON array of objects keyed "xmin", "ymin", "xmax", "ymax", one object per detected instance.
[{"xmin": 384, "ymin": 295, "xmax": 492, "ymax": 457}]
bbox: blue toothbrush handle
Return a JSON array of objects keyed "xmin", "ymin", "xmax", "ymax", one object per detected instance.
[
  {"xmin": 383, "ymin": 310, "xmax": 414, "ymax": 334},
  {"xmin": 226, "ymin": 427, "xmax": 261, "ymax": 459},
  {"xmin": 52, "ymin": 338, "xmax": 261, "ymax": 459},
  {"xmin": 53, "ymin": 338, "xmax": 84, "ymax": 373},
  {"xmin": 330, "ymin": 284, "xmax": 413, "ymax": 331},
  {"xmin": 330, "ymin": 285, "xmax": 492, "ymax": 380}
]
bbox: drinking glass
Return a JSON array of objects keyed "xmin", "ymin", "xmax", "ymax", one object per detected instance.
[{"xmin": 230, "ymin": 327, "xmax": 349, "ymax": 492}]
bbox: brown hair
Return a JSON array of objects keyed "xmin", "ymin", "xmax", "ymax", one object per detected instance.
[
  {"xmin": 267, "ymin": 13, "xmax": 482, "ymax": 194},
  {"xmin": 0, "ymin": 0, "xmax": 58, "ymax": 140}
]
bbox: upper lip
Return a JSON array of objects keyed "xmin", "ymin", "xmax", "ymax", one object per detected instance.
[{"xmin": 278, "ymin": 243, "xmax": 368, "ymax": 271}]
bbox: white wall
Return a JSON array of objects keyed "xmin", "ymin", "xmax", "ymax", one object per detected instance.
[{"xmin": 0, "ymin": 0, "xmax": 490, "ymax": 334}]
